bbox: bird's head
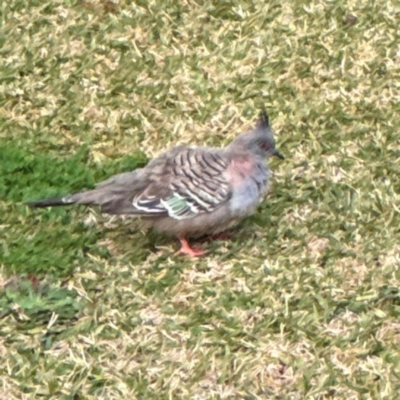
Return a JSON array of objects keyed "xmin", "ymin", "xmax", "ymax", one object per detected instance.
[{"xmin": 231, "ymin": 109, "xmax": 284, "ymax": 159}]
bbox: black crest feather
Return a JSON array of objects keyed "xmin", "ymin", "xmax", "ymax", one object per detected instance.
[{"xmin": 258, "ymin": 107, "xmax": 269, "ymax": 128}]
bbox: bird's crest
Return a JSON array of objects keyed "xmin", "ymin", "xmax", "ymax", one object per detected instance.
[{"xmin": 257, "ymin": 107, "xmax": 270, "ymax": 129}]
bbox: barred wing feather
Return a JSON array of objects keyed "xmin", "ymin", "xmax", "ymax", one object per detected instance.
[{"xmin": 132, "ymin": 148, "xmax": 231, "ymax": 220}]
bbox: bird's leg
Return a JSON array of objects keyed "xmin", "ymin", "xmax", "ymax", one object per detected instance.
[{"xmin": 177, "ymin": 237, "xmax": 206, "ymax": 257}]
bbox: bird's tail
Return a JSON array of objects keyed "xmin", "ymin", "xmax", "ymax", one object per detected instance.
[
  {"xmin": 27, "ymin": 188, "xmax": 118, "ymax": 210},
  {"xmin": 27, "ymin": 195, "xmax": 76, "ymax": 208}
]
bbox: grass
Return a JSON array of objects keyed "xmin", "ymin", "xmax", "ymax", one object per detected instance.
[{"xmin": 1, "ymin": 0, "xmax": 400, "ymax": 398}]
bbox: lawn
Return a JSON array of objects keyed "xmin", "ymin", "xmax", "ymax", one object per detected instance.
[{"xmin": 1, "ymin": 0, "xmax": 400, "ymax": 398}]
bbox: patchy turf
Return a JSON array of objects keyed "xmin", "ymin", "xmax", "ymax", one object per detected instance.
[{"xmin": 1, "ymin": 0, "xmax": 400, "ymax": 398}]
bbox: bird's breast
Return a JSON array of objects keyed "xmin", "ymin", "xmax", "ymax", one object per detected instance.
[{"xmin": 225, "ymin": 160, "xmax": 269, "ymax": 217}]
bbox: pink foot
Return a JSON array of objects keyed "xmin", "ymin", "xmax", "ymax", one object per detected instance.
[{"xmin": 176, "ymin": 238, "xmax": 207, "ymax": 257}]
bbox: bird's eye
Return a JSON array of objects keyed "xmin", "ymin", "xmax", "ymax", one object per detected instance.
[{"xmin": 258, "ymin": 140, "xmax": 272, "ymax": 151}]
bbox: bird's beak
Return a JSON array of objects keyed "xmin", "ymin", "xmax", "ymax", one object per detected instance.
[{"xmin": 273, "ymin": 149, "xmax": 285, "ymax": 160}]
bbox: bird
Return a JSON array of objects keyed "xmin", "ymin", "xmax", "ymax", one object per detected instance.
[{"xmin": 28, "ymin": 109, "xmax": 284, "ymax": 257}]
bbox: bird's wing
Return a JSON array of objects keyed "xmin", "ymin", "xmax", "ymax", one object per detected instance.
[{"xmin": 101, "ymin": 146, "xmax": 232, "ymax": 219}]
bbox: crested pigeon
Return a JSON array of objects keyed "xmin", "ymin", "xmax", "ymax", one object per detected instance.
[{"xmin": 28, "ymin": 110, "xmax": 284, "ymax": 256}]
